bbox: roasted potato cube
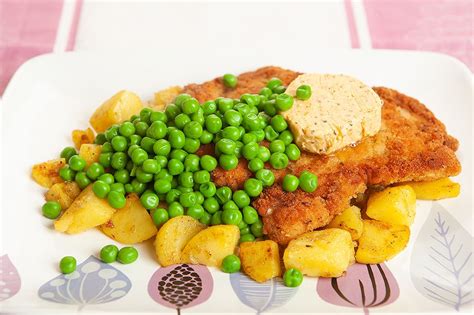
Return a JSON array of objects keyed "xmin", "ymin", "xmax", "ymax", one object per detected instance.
[
  {"xmin": 79, "ymin": 144, "xmax": 101, "ymax": 166},
  {"xmin": 45, "ymin": 182, "xmax": 81, "ymax": 209},
  {"xmin": 284, "ymin": 229, "xmax": 354, "ymax": 277},
  {"xmin": 356, "ymin": 220, "xmax": 410, "ymax": 264},
  {"xmin": 90, "ymin": 90, "xmax": 143, "ymax": 133},
  {"xmin": 155, "ymin": 216, "xmax": 205, "ymax": 267},
  {"xmin": 366, "ymin": 185, "xmax": 416, "ymax": 226},
  {"xmin": 54, "ymin": 186, "xmax": 115, "ymax": 234},
  {"xmin": 31, "ymin": 158, "xmax": 66, "ymax": 188},
  {"xmin": 405, "ymin": 178, "xmax": 460, "ymax": 200},
  {"xmin": 327, "ymin": 206, "xmax": 364, "ymax": 240},
  {"xmin": 72, "ymin": 128, "xmax": 95, "ymax": 149},
  {"xmin": 181, "ymin": 225, "xmax": 240, "ymax": 267},
  {"xmin": 239, "ymin": 240, "xmax": 281, "ymax": 283},
  {"xmin": 153, "ymin": 86, "xmax": 182, "ymax": 111},
  {"xmin": 101, "ymin": 194, "xmax": 157, "ymax": 244}
]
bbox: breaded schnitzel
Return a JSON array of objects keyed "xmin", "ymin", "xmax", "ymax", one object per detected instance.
[{"xmin": 183, "ymin": 67, "xmax": 461, "ymax": 244}]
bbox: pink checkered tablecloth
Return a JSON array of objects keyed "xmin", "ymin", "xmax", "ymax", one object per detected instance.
[{"xmin": 0, "ymin": 0, "xmax": 472, "ymax": 95}]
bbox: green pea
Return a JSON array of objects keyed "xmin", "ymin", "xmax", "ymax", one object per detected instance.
[
  {"xmin": 264, "ymin": 126, "xmax": 279, "ymax": 142},
  {"xmin": 240, "ymin": 226, "xmax": 250, "ymax": 235},
  {"xmin": 155, "ymin": 155, "xmax": 168, "ymax": 168},
  {"xmin": 165, "ymin": 189, "xmax": 181, "ymax": 203},
  {"xmin": 217, "ymin": 98, "xmax": 234, "ymax": 114},
  {"xmin": 242, "ymin": 113, "xmax": 261, "ymax": 131},
  {"xmin": 85, "ymin": 162, "xmax": 104, "ymax": 180},
  {"xmin": 110, "ymin": 183, "xmax": 125, "ymax": 195},
  {"xmin": 285, "ymin": 143, "xmax": 301, "ymax": 161},
  {"xmin": 178, "ymin": 172, "xmax": 194, "ymax": 188},
  {"xmin": 149, "ymin": 208, "xmax": 168, "ymax": 227},
  {"xmin": 255, "ymin": 147, "xmax": 269, "ymax": 163},
  {"xmin": 267, "ymin": 77, "xmax": 282, "ymax": 90},
  {"xmin": 275, "ymin": 93, "xmax": 294, "ymax": 111},
  {"xmin": 205, "ymin": 114, "xmax": 222, "ymax": 134},
  {"xmin": 155, "ymin": 169, "xmax": 173, "ymax": 182},
  {"xmin": 269, "ymin": 140, "xmax": 286, "ymax": 154},
  {"xmin": 98, "ymin": 173, "xmax": 115, "ymax": 185},
  {"xmin": 125, "ymin": 183, "xmax": 134, "ymax": 193},
  {"xmin": 139, "ymin": 191, "xmax": 159, "ymax": 209},
  {"xmin": 269, "ymin": 152, "xmax": 289, "ymax": 169},
  {"xmin": 168, "ymin": 129, "xmax": 186, "ymax": 149},
  {"xmin": 101, "ymin": 142, "xmax": 112, "ymax": 154},
  {"xmin": 223, "ymin": 110, "xmax": 242, "ymax": 127},
  {"xmin": 168, "ymin": 202, "xmax": 184, "ymax": 218},
  {"xmin": 194, "ymin": 170, "xmax": 210, "ymax": 184},
  {"xmin": 153, "ymin": 139, "xmax": 171, "ymax": 156},
  {"xmin": 134, "ymin": 121, "xmax": 149, "ymax": 137},
  {"xmin": 134, "ymin": 168, "xmax": 153, "ymax": 183},
  {"xmin": 175, "ymin": 113, "xmax": 191, "ymax": 129},
  {"xmin": 251, "ymin": 130, "xmax": 265, "ymax": 142},
  {"xmin": 223, "ymin": 73, "xmax": 238, "ymax": 88},
  {"xmin": 219, "ymin": 154, "xmax": 238, "ymax": 170},
  {"xmin": 223, "ymin": 200, "xmax": 239, "ymax": 211},
  {"xmin": 69, "ymin": 155, "xmax": 86, "ymax": 171},
  {"xmin": 255, "ymin": 169, "xmax": 275, "ymax": 186},
  {"xmin": 243, "ymin": 206, "xmax": 259, "ymax": 224},
  {"xmin": 239, "ymin": 233, "xmax": 255, "ymax": 243},
  {"xmin": 222, "ymin": 126, "xmax": 241, "ymax": 141},
  {"xmin": 170, "ymin": 149, "xmax": 188, "ymax": 162},
  {"xmin": 110, "ymin": 136, "xmax": 127, "ymax": 152},
  {"xmin": 299, "ymin": 171, "xmax": 318, "ymax": 193},
  {"xmin": 278, "ymin": 130, "xmax": 294, "ymax": 145},
  {"xmin": 216, "ymin": 139, "xmax": 236, "ymax": 155},
  {"xmin": 105, "ymin": 125, "xmax": 119, "ymax": 141},
  {"xmin": 142, "ymin": 159, "xmax": 160, "ymax": 174},
  {"xmin": 182, "ymin": 98, "xmax": 200, "ymax": 115},
  {"xmin": 248, "ymin": 158, "xmax": 264, "ymax": 173},
  {"xmin": 100, "ymin": 245, "xmax": 119, "ymax": 263},
  {"xmin": 211, "ymin": 210, "xmax": 223, "ymax": 225},
  {"xmin": 240, "ymin": 94, "xmax": 261, "ymax": 107},
  {"xmin": 283, "ymin": 268, "xmax": 303, "ymax": 287},
  {"xmin": 282, "ymin": 174, "xmax": 299, "ymax": 192},
  {"xmin": 203, "ymin": 197, "xmax": 220, "ymax": 214},
  {"xmin": 244, "ymin": 178, "xmax": 263, "ymax": 197},
  {"xmin": 140, "ymin": 108, "xmax": 153, "ymax": 123},
  {"xmin": 199, "ymin": 182, "xmax": 216, "ymax": 198},
  {"xmin": 183, "ymin": 138, "xmax": 200, "ymax": 153},
  {"xmin": 232, "ymin": 190, "xmax": 250, "ymax": 208},
  {"xmin": 187, "ymin": 205, "xmax": 205, "ymax": 220},
  {"xmin": 140, "ymin": 137, "xmax": 156, "ymax": 153},
  {"xmin": 199, "ymin": 212, "xmax": 212, "ymax": 225},
  {"xmin": 110, "ymin": 152, "xmax": 127, "ymax": 170},
  {"xmin": 92, "ymin": 180, "xmax": 110, "ymax": 198},
  {"xmin": 59, "ymin": 165, "xmax": 75, "ymax": 181},
  {"xmin": 42, "ymin": 201, "xmax": 62, "ymax": 219},
  {"xmin": 107, "ymin": 191, "xmax": 126, "ymax": 209},
  {"xmin": 168, "ymin": 159, "xmax": 184, "ymax": 175},
  {"xmin": 129, "ymin": 134, "xmax": 142, "ymax": 146},
  {"xmin": 165, "ymin": 104, "xmax": 182, "ymax": 120},
  {"xmin": 59, "ymin": 256, "xmax": 76, "ymax": 274},
  {"xmin": 200, "ymin": 155, "xmax": 217, "ymax": 171},
  {"xmin": 199, "ymin": 130, "xmax": 214, "ymax": 144},
  {"xmin": 221, "ymin": 254, "xmax": 241, "ymax": 273},
  {"xmin": 242, "ymin": 142, "xmax": 259, "ymax": 160},
  {"xmin": 60, "ymin": 147, "xmax": 77, "ymax": 161},
  {"xmin": 237, "ymin": 219, "xmax": 248, "ymax": 229},
  {"xmin": 259, "ymin": 87, "xmax": 273, "ymax": 99},
  {"xmin": 202, "ymin": 100, "xmax": 217, "ymax": 115},
  {"xmin": 75, "ymin": 171, "xmax": 91, "ymax": 189},
  {"xmin": 270, "ymin": 114, "xmax": 288, "ymax": 132},
  {"xmin": 296, "ymin": 84, "xmax": 312, "ymax": 100},
  {"xmin": 117, "ymin": 247, "xmax": 138, "ymax": 264},
  {"xmin": 182, "ymin": 154, "xmax": 199, "ymax": 172},
  {"xmin": 242, "ymin": 133, "xmax": 257, "ymax": 144},
  {"xmin": 180, "ymin": 192, "xmax": 196, "ymax": 207},
  {"xmin": 97, "ymin": 152, "xmax": 111, "ymax": 168},
  {"xmin": 174, "ymin": 93, "xmax": 192, "ymax": 107},
  {"xmin": 195, "ymin": 191, "xmax": 204, "ymax": 205},
  {"xmin": 250, "ymin": 220, "xmax": 264, "ymax": 237},
  {"xmin": 222, "ymin": 208, "xmax": 242, "ymax": 225},
  {"xmin": 131, "ymin": 179, "xmax": 146, "ymax": 195},
  {"xmin": 129, "ymin": 148, "xmax": 146, "ymax": 166},
  {"xmin": 95, "ymin": 133, "xmax": 107, "ymax": 145},
  {"xmin": 216, "ymin": 186, "xmax": 232, "ymax": 204},
  {"xmin": 147, "ymin": 121, "xmax": 168, "ymax": 140}
]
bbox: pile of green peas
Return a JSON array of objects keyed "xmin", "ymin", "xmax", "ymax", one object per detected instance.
[{"xmin": 52, "ymin": 75, "xmax": 317, "ymax": 244}]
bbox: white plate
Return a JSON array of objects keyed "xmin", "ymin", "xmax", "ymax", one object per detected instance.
[{"xmin": 1, "ymin": 50, "xmax": 472, "ymax": 314}]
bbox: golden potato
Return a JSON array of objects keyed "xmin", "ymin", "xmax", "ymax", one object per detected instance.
[
  {"xmin": 356, "ymin": 220, "xmax": 410, "ymax": 264},
  {"xmin": 284, "ymin": 229, "xmax": 354, "ymax": 277},
  {"xmin": 72, "ymin": 128, "xmax": 95, "ymax": 149},
  {"xmin": 366, "ymin": 185, "xmax": 416, "ymax": 226},
  {"xmin": 31, "ymin": 158, "xmax": 66, "ymax": 188},
  {"xmin": 90, "ymin": 90, "xmax": 143, "ymax": 133},
  {"xmin": 54, "ymin": 186, "xmax": 116, "ymax": 234},
  {"xmin": 327, "ymin": 206, "xmax": 364, "ymax": 240},
  {"xmin": 405, "ymin": 178, "xmax": 460, "ymax": 200},
  {"xmin": 79, "ymin": 144, "xmax": 101, "ymax": 166},
  {"xmin": 153, "ymin": 86, "xmax": 182, "ymax": 111},
  {"xmin": 239, "ymin": 240, "xmax": 281, "ymax": 283},
  {"xmin": 45, "ymin": 182, "xmax": 81, "ymax": 209},
  {"xmin": 181, "ymin": 225, "xmax": 240, "ymax": 267},
  {"xmin": 155, "ymin": 216, "xmax": 205, "ymax": 267},
  {"xmin": 101, "ymin": 194, "xmax": 157, "ymax": 244}
]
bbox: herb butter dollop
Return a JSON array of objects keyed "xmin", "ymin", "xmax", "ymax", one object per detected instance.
[{"xmin": 282, "ymin": 74, "xmax": 383, "ymax": 154}]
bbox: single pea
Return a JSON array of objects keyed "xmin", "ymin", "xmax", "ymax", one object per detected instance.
[
  {"xmin": 223, "ymin": 73, "xmax": 238, "ymax": 88},
  {"xmin": 259, "ymin": 87, "xmax": 273, "ymax": 99},
  {"xmin": 282, "ymin": 174, "xmax": 299, "ymax": 192},
  {"xmin": 178, "ymin": 172, "xmax": 194, "ymax": 188},
  {"xmin": 168, "ymin": 159, "xmax": 184, "ymax": 176},
  {"xmin": 203, "ymin": 197, "xmax": 220, "ymax": 214},
  {"xmin": 245, "ymin": 158, "xmax": 264, "ymax": 174},
  {"xmin": 251, "ymin": 130, "xmax": 265, "ymax": 142},
  {"xmin": 216, "ymin": 139, "xmax": 236, "ymax": 155},
  {"xmin": 75, "ymin": 171, "xmax": 91, "ymax": 189},
  {"xmin": 182, "ymin": 98, "xmax": 200, "ymax": 115},
  {"xmin": 42, "ymin": 201, "xmax": 62, "ymax": 219},
  {"xmin": 242, "ymin": 133, "xmax": 257, "ymax": 144},
  {"xmin": 60, "ymin": 147, "xmax": 77, "ymax": 161},
  {"xmin": 98, "ymin": 173, "xmax": 115, "ymax": 185},
  {"xmin": 125, "ymin": 183, "xmax": 134, "ymax": 193},
  {"xmin": 242, "ymin": 142, "xmax": 259, "ymax": 160},
  {"xmin": 194, "ymin": 170, "xmax": 210, "ymax": 184},
  {"xmin": 140, "ymin": 191, "xmax": 159, "ymax": 209},
  {"xmin": 199, "ymin": 130, "xmax": 214, "ymax": 144},
  {"xmin": 117, "ymin": 247, "xmax": 138, "ymax": 264},
  {"xmin": 135, "ymin": 168, "xmax": 153, "ymax": 183},
  {"xmin": 177, "ymin": 185, "xmax": 193, "ymax": 193},
  {"xmin": 219, "ymin": 154, "xmax": 238, "ymax": 170},
  {"xmin": 269, "ymin": 140, "xmax": 286, "ymax": 154},
  {"xmin": 243, "ymin": 206, "xmax": 259, "ymax": 224},
  {"xmin": 273, "ymin": 85, "xmax": 286, "ymax": 94},
  {"xmin": 244, "ymin": 178, "xmax": 263, "ymax": 197},
  {"xmin": 59, "ymin": 165, "xmax": 75, "ymax": 181},
  {"xmin": 168, "ymin": 202, "xmax": 184, "ymax": 218},
  {"xmin": 233, "ymin": 190, "xmax": 251, "ymax": 208},
  {"xmin": 150, "ymin": 208, "xmax": 169, "ymax": 226},
  {"xmin": 127, "ymin": 144, "xmax": 139, "ymax": 157},
  {"xmin": 240, "ymin": 94, "xmax": 261, "ymax": 107},
  {"xmin": 269, "ymin": 152, "xmax": 289, "ymax": 169},
  {"xmin": 175, "ymin": 113, "xmax": 191, "ymax": 129},
  {"xmin": 155, "ymin": 155, "xmax": 168, "ymax": 168},
  {"xmin": 187, "ymin": 204, "xmax": 205, "ymax": 220},
  {"xmin": 285, "ymin": 143, "xmax": 301, "ymax": 161},
  {"xmin": 174, "ymin": 93, "xmax": 192, "ymax": 107},
  {"xmin": 86, "ymin": 162, "xmax": 104, "ymax": 180},
  {"xmin": 165, "ymin": 104, "xmax": 182, "ymax": 120},
  {"xmin": 234, "ymin": 103, "xmax": 250, "ymax": 115},
  {"xmin": 93, "ymin": 180, "xmax": 110, "ymax": 198},
  {"xmin": 149, "ymin": 110, "xmax": 168, "ymax": 123},
  {"xmin": 211, "ymin": 211, "xmax": 223, "ymax": 225},
  {"xmin": 216, "ymin": 186, "xmax": 232, "ymax": 204},
  {"xmin": 100, "ymin": 244, "xmax": 119, "ymax": 263},
  {"xmin": 263, "ymin": 100, "xmax": 277, "ymax": 116},
  {"xmin": 299, "ymin": 171, "xmax": 318, "ymax": 193},
  {"xmin": 275, "ymin": 93, "xmax": 294, "ymax": 111},
  {"xmin": 217, "ymin": 98, "xmax": 234, "ymax": 114},
  {"xmin": 69, "ymin": 155, "xmax": 86, "ymax": 171},
  {"xmin": 111, "ymin": 152, "xmax": 128, "ymax": 170},
  {"xmin": 129, "ymin": 134, "xmax": 142, "ymax": 146},
  {"xmin": 270, "ymin": 114, "xmax": 288, "ymax": 132},
  {"xmin": 140, "ymin": 137, "xmax": 156, "ymax": 153},
  {"xmin": 110, "ymin": 135, "xmax": 127, "ymax": 152},
  {"xmin": 134, "ymin": 121, "xmax": 149, "ymax": 137},
  {"xmin": 110, "ymin": 182, "xmax": 125, "ymax": 194},
  {"xmin": 221, "ymin": 126, "xmax": 241, "ymax": 141},
  {"xmin": 183, "ymin": 154, "xmax": 199, "ymax": 172},
  {"xmin": 142, "ymin": 159, "xmax": 160, "ymax": 174},
  {"xmin": 155, "ymin": 169, "xmax": 173, "ymax": 182},
  {"xmin": 199, "ymin": 182, "xmax": 216, "ymax": 198},
  {"xmin": 257, "ymin": 146, "xmax": 271, "ymax": 162},
  {"xmin": 267, "ymin": 77, "xmax": 282, "ymax": 90},
  {"xmin": 183, "ymin": 138, "xmax": 200, "ymax": 153},
  {"xmin": 255, "ymin": 169, "xmax": 275, "ymax": 186},
  {"xmin": 237, "ymin": 220, "xmax": 248, "ymax": 230},
  {"xmin": 131, "ymin": 179, "xmax": 146, "ymax": 195},
  {"xmin": 165, "ymin": 189, "xmax": 181, "ymax": 203},
  {"xmin": 240, "ymin": 233, "xmax": 255, "ymax": 243},
  {"xmin": 140, "ymin": 108, "xmax": 153, "ymax": 123},
  {"xmin": 202, "ymin": 100, "xmax": 217, "ymax": 115},
  {"xmin": 129, "ymin": 148, "xmax": 146, "ymax": 166},
  {"xmin": 153, "ymin": 139, "xmax": 171, "ymax": 156},
  {"xmin": 168, "ymin": 129, "xmax": 186, "ymax": 149},
  {"xmin": 242, "ymin": 113, "xmax": 261, "ymax": 131},
  {"xmin": 205, "ymin": 114, "xmax": 223, "ymax": 134},
  {"xmin": 180, "ymin": 192, "xmax": 197, "ymax": 207},
  {"xmin": 200, "ymin": 155, "xmax": 217, "ymax": 171},
  {"xmin": 59, "ymin": 256, "xmax": 76, "ymax": 274},
  {"xmin": 223, "ymin": 200, "xmax": 239, "ymax": 211},
  {"xmin": 296, "ymin": 84, "xmax": 312, "ymax": 100},
  {"xmin": 250, "ymin": 220, "xmax": 264, "ymax": 237},
  {"xmin": 222, "ymin": 208, "xmax": 242, "ymax": 225},
  {"xmin": 224, "ymin": 110, "xmax": 243, "ymax": 127},
  {"xmin": 240, "ymin": 226, "xmax": 250, "ymax": 235},
  {"xmin": 199, "ymin": 211, "xmax": 212, "ymax": 225},
  {"xmin": 98, "ymin": 152, "xmax": 112, "ymax": 168},
  {"xmin": 278, "ymin": 130, "xmax": 294, "ymax": 145},
  {"xmin": 107, "ymin": 191, "xmax": 126, "ymax": 209},
  {"xmin": 264, "ymin": 125, "xmax": 279, "ymax": 141},
  {"xmin": 194, "ymin": 191, "xmax": 205, "ymax": 205},
  {"xmin": 147, "ymin": 121, "xmax": 168, "ymax": 140},
  {"xmin": 221, "ymin": 254, "xmax": 241, "ymax": 273},
  {"xmin": 283, "ymin": 268, "xmax": 303, "ymax": 287},
  {"xmin": 95, "ymin": 133, "xmax": 107, "ymax": 145},
  {"xmin": 105, "ymin": 125, "xmax": 119, "ymax": 141}
]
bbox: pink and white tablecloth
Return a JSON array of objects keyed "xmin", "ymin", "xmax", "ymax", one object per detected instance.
[{"xmin": 0, "ymin": 0, "xmax": 472, "ymax": 95}]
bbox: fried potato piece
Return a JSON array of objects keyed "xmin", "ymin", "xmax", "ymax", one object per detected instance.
[
  {"xmin": 327, "ymin": 206, "xmax": 364, "ymax": 240},
  {"xmin": 79, "ymin": 144, "xmax": 101, "ymax": 166},
  {"xmin": 155, "ymin": 216, "xmax": 205, "ymax": 267},
  {"xmin": 45, "ymin": 182, "xmax": 81, "ymax": 209},
  {"xmin": 31, "ymin": 158, "xmax": 66, "ymax": 188},
  {"xmin": 101, "ymin": 194, "xmax": 157, "ymax": 244},
  {"xmin": 153, "ymin": 86, "xmax": 182, "ymax": 111},
  {"xmin": 90, "ymin": 90, "xmax": 143, "ymax": 133},
  {"xmin": 54, "ymin": 185, "xmax": 116, "ymax": 234},
  {"xmin": 181, "ymin": 225, "xmax": 240, "ymax": 267},
  {"xmin": 366, "ymin": 185, "xmax": 416, "ymax": 226},
  {"xmin": 405, "ymin": 177, "xmax": 460, "ymax": 200},
  {"xmin": 239, "ymin": 240, "xmax": 281, "ymax": 283},
  {"xmin": 72, "ymin": 128, "xmax": 95, "ymax": 149},
  {"xmin": 284, "ymin": 229, "xmax": 354, "ymax": 277},
  {"xmin": 356, "ymin": 220, "xmax": 410, "ymax": 264}
]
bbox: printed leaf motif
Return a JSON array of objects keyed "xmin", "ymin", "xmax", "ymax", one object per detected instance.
[
  {"xmin": 0, "ymin": 255, "xmax": 21, "ymax": 301},
  {"xmin": 410, "ymin": 202, "xmax": 473, "ymax": 311},
  {"xmin": 230, "ymin": 272, "xmax": 298, "ymax": 314},
  {"xmin": 148, "ymin": 264, "xmax": 213, "ymax": 314},
  {"xmin": 317, "ymin": 263, "xmax": 399, "ymax": 315},
  {"xmin": 38, "ymin": 256, "xmax": 131, "ymax": 306}
]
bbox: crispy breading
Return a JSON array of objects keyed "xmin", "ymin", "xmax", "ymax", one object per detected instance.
[{"xmin": 183, "ymin": 67, "xmax": 461, "ymax": 244}]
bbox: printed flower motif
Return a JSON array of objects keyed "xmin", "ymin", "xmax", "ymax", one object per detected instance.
[
  {"xmin": 38, "ymin": 256, "xmax": 131, "ymax": 307},
  {"xmin": 0, "ymin": 255, "xmax": 21, "ymax": 301}
]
